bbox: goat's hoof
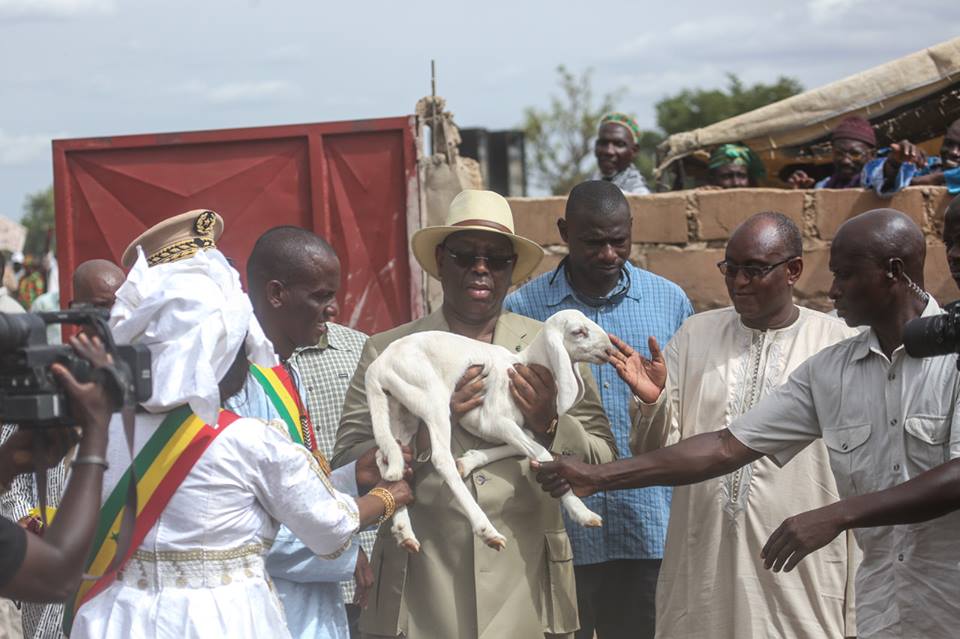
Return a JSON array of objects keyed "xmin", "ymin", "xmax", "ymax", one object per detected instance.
[
  {"xmin": 383, "ymin": 465, "xmax": 404, "ymax": 482},
  {"xmin": 585, "ymin": 515, "xmax": 602, "ymax": 528},
  {"xmin": 400, "ymin": 539, "xmax": 421, "ymax": 553},
  {"xmin": 456, "ymin": 450, "xmax": 486, "ymax": 478},
  {"xmin": 483, "ymin": 533, "xmax": 507, "ymax": 551}
]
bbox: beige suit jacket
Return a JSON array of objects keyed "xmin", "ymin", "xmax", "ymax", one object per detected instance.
[{"xmin": 333, "ymin": 310, "xmax": 616, "ymax": 639}]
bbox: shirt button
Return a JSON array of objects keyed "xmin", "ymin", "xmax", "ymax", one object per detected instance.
[
  {"xmin": 888, "ymin": 372, "xmax": 897, "ymax": 381},
  {"xmin": 475, "ymin": 474, "xmax": 487, "ymax": 485},
  {"xmin": 890, "ymin": 418, "xmax": 898, "ymax": 426},
  {"xmin": 603, "ymin": 382, "xmax": 610, "ymax": 389},
  {"xmin": 841, "ymin": 443, "xmax": 849, "ymax": 450},
  {"xmin": 898, "ymin": 553, "xmax": 904, "ymax": 561},
  {"xmin": 893, "ymin": 463, "xmax": 901, "ymax": 471}
]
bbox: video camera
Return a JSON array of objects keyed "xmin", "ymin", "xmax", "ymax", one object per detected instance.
[
  {"xmin": 903, "ymin": 301, "xmax": 960, "ymax": 365},
  {"xmin": 0, "ymin": 307, "xmax": 152, "ymax": 428}
]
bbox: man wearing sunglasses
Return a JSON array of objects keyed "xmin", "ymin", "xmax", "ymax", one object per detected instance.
[
  {"xmin": 598, "ymin": 212, "xmax": 858, "ymax": 638},
  {"xmin": 334, "ymin": 189, "xmax": 616, "ymax": 639},
  {"xmin": 505, "ymin": 180, "xmax": 691, "ymax": 639},
  {"xmin": 787, "ymin": 116, "xmax": 876, "ymax": 190}
]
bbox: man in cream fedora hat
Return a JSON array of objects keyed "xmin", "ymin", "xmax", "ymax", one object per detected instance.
[{"xmin": 334, "ymin": 190, "xmax": 617, "ymax": 639}]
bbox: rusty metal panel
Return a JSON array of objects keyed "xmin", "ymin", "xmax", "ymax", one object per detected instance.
[{"xmin": 53, "ymin": 117, "xmax": 418, "ymax": 335}]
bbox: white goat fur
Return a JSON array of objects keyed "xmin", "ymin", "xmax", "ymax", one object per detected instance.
[{"xmin": 366, "ymin": 309, "xmax": 611, "ymax": 552}]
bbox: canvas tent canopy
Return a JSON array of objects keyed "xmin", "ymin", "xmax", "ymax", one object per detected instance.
[{"xmin": 656, "ymin": 37, "xmax": 960, "ymax": 186}]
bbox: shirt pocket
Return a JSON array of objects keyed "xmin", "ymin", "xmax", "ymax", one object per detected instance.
[
  {"xmin": 822, "ymin": 424, "xmax": 872, "ymax": 496},
  {"xmin": 903, "ymin": 415, "xmax": 950, "ymax": 474},
  {"xmin": 540, "ymin": 529, "xmax": 578, "ymax": 634}
]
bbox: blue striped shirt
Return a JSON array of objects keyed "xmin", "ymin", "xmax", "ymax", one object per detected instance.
[{"xmin": 505, "ymin": 260, "xmax": 692, "ymax": 563}]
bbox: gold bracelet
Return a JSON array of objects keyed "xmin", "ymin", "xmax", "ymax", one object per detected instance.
[{"xmin": 369, "ymin": 487, "xmax": 397, "ymax": 522}]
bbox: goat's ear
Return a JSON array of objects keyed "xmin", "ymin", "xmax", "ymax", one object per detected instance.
[{"xmin": 546, "ymin": 328, "xmax": 584, "ymax": 416}]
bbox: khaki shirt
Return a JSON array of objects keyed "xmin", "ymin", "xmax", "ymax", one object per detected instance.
[
  {"xmin": 730, "ymin": 297, "xmax": 960, "ymax": 638},
  {"xmin": 333, "ymin": 310, "xmax": 616, "ymax": 639}
]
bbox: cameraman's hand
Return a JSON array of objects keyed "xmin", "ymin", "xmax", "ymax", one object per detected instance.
[{"xmin": 52, "ymin": 335, "xmax": 114, "ymax": 438}]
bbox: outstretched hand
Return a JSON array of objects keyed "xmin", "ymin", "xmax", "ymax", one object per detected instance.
[
  {"xmin": 531, "ymin": 456, "xmax": 603, "ymax": 498},
  {"xmin": 607, "ymin": 334, "xmax": 666, "ymax": 404},
  {"xmin": 761, "ymin": 505, "xmax": 845, "ymax": 573}
]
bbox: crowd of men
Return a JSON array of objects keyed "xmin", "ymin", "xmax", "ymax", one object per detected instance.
[
  {"xmin": 594, "ymin": 111, "xmax": 960, "ymax": 197},
  {"xmin": 1, "ymin": 113, "xmax": 960, "ymax": 639}
]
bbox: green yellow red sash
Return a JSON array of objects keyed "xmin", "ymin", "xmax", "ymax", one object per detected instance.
[
  {"xmin": 63, "ymin": 406, "xmax": 240, "ymax": 634},
  {"xmin": 249, "ymin": 363, "xmax": 314, "ymax": 448}
]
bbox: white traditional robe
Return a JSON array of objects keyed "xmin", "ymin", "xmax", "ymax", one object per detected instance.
[
  {"xmin": 71, "ymin": 412, "xmax": 359, "ymax": 639},
  {"xmin": 633, "ymin": 306, "xmax": 860, "ymax": 639}
]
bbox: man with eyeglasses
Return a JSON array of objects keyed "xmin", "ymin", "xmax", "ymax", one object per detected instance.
[
  {"xmin": 505, "ymin": 180, "xmax": 691, "ymax": 639},
  {"xmin": 596, "ymin": 212, "xmax": 858, "ymax": 638},
  {"xmin": 787, "ymin": 116, "xmax": 876, "ymax": 190},
  {"xmin": 535, "ymin": 208, "xmax": 960, "ymax": 638},
  {"xmin": 334, "ymin": 189, "xmax": 616, "ymax": 639}
]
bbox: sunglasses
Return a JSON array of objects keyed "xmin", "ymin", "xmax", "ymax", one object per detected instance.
[
  {"xmin": 443, "ymin": 246, "xmax": 517, "ymax": 272},
  {"xmin": 716, "ymin": 257, "xmax": 798, "ymax": 280}
]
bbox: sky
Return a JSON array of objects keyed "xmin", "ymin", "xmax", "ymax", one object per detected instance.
[{"xmin": 0, "ymin": 0, "xmax": 957, "ymax": 220}]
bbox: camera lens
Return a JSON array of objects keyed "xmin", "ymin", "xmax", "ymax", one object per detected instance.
[{"xmin": 0, "ymin": 312, "xmax": 43, "ymax": 353}]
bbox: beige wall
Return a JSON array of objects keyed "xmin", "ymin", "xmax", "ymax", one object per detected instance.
[{"xmin": 508, "ymin": 187, "xmax": 959, "ymax": 312}]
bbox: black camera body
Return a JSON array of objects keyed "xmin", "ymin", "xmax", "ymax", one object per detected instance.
[
  {"xmin": 0, "ymin": 308, "xmax": 152, "ymax": 427},
  {"xmin": 903, "ymin": 300, "xmax": 960, "ymax": 361}
]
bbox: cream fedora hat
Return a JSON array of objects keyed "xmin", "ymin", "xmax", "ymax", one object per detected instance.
[{"xmin": 411, "ymin": 190, "xmax": 544, "ymax": 285}]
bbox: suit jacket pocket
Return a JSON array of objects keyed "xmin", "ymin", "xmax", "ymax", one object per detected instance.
[{"xmin": 540, "ymin": 529, "xmax": 578, "ymax": 634}]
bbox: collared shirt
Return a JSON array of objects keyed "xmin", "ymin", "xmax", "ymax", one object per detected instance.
[
  {"xmin": 729, "ymin": 296, "xmax": 960, "ymax": 639},
  {"xmin": 506, "ymin": 260, "xmax": 693, "ymax": 563},
  {"xmin": 290, "ymin": 322, "xmax": 374, "ymax": 605},
  {"xmin": 592, "ymin": 165, "xmax": 651, "ymax": 195}
]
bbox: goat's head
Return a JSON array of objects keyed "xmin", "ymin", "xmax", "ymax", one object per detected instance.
[
  {"xmin": 547, "ymin": 309, "xmax": 611, "ymax": 365},
  {"xmin": 542, "ymin": 309, "xmax": 612, "ymax": 416}
]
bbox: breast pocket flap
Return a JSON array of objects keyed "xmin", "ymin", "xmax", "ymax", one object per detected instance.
[
  {"xmin": 904, "ymin": 415, "xmax": 950, "ymax": 445},
  {"xmin": 823, "ymin": 424, "xmax": 871, "ymax": 453}
]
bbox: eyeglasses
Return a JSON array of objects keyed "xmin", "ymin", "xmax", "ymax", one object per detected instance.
[
  {"xmin": 833, "ymin": 147, "xmax": 868, "ymax": 161},
  {"xmin": 716, "ymin": 257, "xmax": 798, "ymax": 280},
  {"xmin": 443, "ymin": 246, "xmax": 517, "ymax": 272}
]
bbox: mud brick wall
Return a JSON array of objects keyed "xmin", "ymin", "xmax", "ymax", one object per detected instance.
[{"xmin": 508, "ymin": 187, "xmax": 958, "ymax": 313}]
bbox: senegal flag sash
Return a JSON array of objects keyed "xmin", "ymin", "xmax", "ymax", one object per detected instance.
[
  {"xmin": 249, "ymin": 364, "xmax": 314, "ymax": 450},
  {"xmin": 63, "ymin": 406, "xmax": 240, "ymax": 634}
]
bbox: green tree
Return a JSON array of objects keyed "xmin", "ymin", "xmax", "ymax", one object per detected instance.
[
  {"xmin": 21, "ymin": 186, "xmax": 55, "ymax": 256},
  {"xmin": 655, "ymin": 73, "xmax": 803, "ymax": 135},
  {"xmin": 522, "ymin": 66, "xmax": 623, "ymax": 195}
]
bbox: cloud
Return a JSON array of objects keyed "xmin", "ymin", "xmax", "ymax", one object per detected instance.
[
  {"xmin": 171, "ymin": 80, "xmax": 299, "ymax": 105},
  {"xmin": 0, "ymin": 129, "xmax": 64, "ymax": 166},
  {"xmin": 807, "ymin": 0, "xmax": 865, "ymax": 23},
  {"xmin": 0, "ymin": 0, "xmax": 115, "ymax": 20}
]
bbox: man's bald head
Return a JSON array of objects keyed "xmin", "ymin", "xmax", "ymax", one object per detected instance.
[
  {"xmin": 728, "ymin": 211, "xmax": 802, "ymax": 261},
  {"xmin": 72, "ymin": 259, "xmax": 124, "ymax": 306},
  {"xmin": 247, "ymin": 226, "xmax": 338, "ymax": 295},
  {"xmin": 833, "ymin": 209, "xmax": 925, "ymax": 282},
  {"xmin": 565, "ymin": 180, "xmax": 630, "ymax": 224}
]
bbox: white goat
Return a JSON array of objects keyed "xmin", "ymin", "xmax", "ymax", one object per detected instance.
[{"xmin": 366, "ymin": 309, "xmax": 611, "ymax": 553}]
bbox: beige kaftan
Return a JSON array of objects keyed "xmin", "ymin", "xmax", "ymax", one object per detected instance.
[{"xmin": 633, "ymin": 306, "xmax": 860, "ymax": 639}]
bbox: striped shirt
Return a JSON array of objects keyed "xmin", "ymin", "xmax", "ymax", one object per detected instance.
[
  {"xmin": 291, "ymin": 323, "xmax": 372, "ymax": 602},
  {"xmin": 505, "ymin": 260, "xmax": 692, "ymax": 563}
]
